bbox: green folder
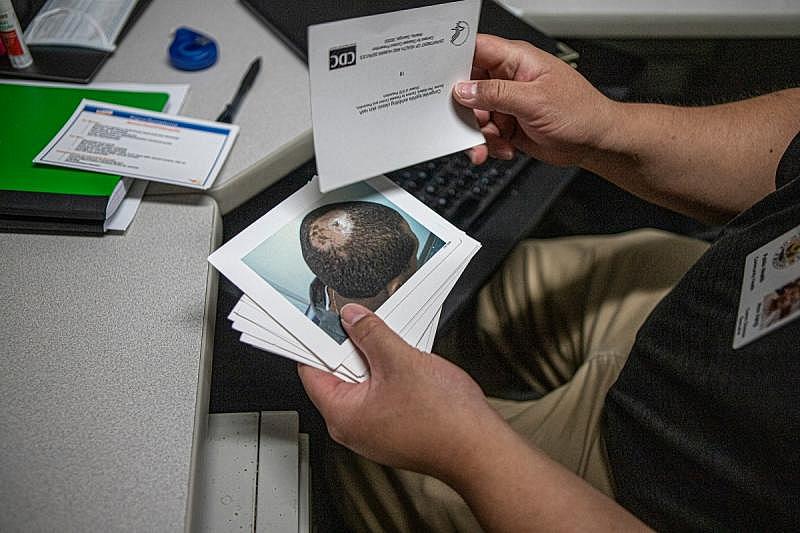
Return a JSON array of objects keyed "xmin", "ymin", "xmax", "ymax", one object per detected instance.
[{"xmin": 0, "ymin": 83, "xmax": 169, "ymax": 227}]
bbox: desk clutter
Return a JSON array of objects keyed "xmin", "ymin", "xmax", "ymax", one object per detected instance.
[
  {"xmin": 0, "ymin": 81, "xmax": 168, "ymax": 234},
  {"xmin": 0, "ymin": 0, "xmax": 152, "ymax": 83},
  {"xmin": 0, "ymin": 1, "xmax": 242, "ymax": 236},
  {"xmin": 0, "ymin": 80, "xmax": 241, "ymax": 234}
]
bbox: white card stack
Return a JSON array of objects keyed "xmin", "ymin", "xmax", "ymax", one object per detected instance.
[{"xmin": 209, "ymin": 175, "xmax": 480, "ymax": 381}]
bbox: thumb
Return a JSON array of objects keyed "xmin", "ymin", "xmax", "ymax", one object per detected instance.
[
  {"xmin": 454, "ymin": 79, "xmax": 530, "ymax": 117},
  {"xmin": 297, "ymin": 362, "xmax": 356, "ymax": 419},
  {"xmin": 340, "ymin": 303, "xmax": 416, "ymax": 378}
]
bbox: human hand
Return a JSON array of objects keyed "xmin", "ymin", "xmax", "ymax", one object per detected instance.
[
  {"xmin": 454, "ymin": 34, "xmax": 618, "ymax": 167},
  {"xmin": 298, "ymin": 303, "xmax": 505, "ymax": 480},
  {"xmin": 301, "ymin": 305, "xmax": 650, "ymax": 532}
]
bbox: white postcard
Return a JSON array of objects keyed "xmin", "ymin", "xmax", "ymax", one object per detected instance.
[
  {"xmin": 208, "ymin": 175, "xmax": 473, "ymax": 370},
  {"xmin": 232, "ymin": 297, "xmax": 440, "ymax": 382},
  {"xmin": 734, "ymin": 224, "xmax": 800, "ymax": 348},
  {"xmin": 230, "ymin": 248, "xmax": 472, "ymax": 381},
  {"xmin": 34, "ymin": 99, "xmax": 238, "ymax": 189},
  {"xmin": 228, "ymin": 212, "xmax": 478, "ymax": 380},
  {"xmin": 308, "ymin": 0, "xmax": 484, "ymax": 192},
  {"xmin": 239, "ymin": 333, "xmax": 359, "ymax": 383}
]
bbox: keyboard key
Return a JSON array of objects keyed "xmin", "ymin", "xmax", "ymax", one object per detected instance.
[{"xmin": 387, "ymin": 151, "xmax": 532, "ymax": 229}]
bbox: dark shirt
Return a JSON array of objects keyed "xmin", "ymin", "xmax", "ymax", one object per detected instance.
[
  {"xmin": 305, "ymin": 277, "xmax": 347, "ymax": 343},
  {"xmin": 604, "ymin": 133, "xmax": 800, "ymax": 531}
]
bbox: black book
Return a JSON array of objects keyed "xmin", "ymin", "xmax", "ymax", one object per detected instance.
[
  {"xmin": 241, "ymin": 0, "xmax": 565, "ymax": 61},
  {"xmin": 0, "ymin": 214, "xmax": 105, "ymax": 235}
]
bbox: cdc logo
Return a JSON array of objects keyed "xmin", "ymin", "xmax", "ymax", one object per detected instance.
[{"xmin": 329, "ymin": 44, "xmax": 356, "ymax": 70}]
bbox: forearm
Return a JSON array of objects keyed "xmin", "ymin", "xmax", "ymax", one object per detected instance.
[
  {"xmin": 440, "ymin": 417, "xmax": 649, "ymax": 532},
  {"xmin": 582, "ymin": 88, "xmax": 800, "ymax": 224}
]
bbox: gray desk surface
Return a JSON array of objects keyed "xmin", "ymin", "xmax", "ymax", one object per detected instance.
[
  {"xmin": 96, "ymin": 0, "xmax": 314, "ymax": 214},
  {"xmin": 2, "ymin": 1, "xmax": 310, "ymax": 529},
  {"xmin": 0, "ymin": 195, "xmax": 221, "ymax": 532}
]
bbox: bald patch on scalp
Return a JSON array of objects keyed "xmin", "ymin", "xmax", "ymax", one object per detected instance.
[
  {"xmin": 307, "ymin": 210, "xmax": 355, "ymax": 254},
  {"xmin": 300, "ymin": 200, "xmax": 419, "ymax": 299}
]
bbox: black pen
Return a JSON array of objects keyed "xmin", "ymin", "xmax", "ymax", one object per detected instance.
[{"xmin": 217, "ymin": 57, "xmax": 262, "ymax": 123}]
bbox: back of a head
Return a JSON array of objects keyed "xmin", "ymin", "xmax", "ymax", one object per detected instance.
[{"xmin": 300, "ymin": 201, "xmax": 418, "ymax": 299}]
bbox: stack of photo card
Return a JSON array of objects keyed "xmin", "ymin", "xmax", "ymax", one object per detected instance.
[{"xmin": 208, "ymin": 175, "xmax": 480, "ymax": 382}]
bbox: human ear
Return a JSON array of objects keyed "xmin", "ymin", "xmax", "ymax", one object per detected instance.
[{"xmin": 386, "ymin": 276, "xmax": 404, "ymax": 296}]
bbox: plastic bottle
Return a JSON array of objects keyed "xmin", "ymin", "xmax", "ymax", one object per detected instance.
[{"xmin": 0, "ymin": 0, "xmax": 33, "ymax": 69}]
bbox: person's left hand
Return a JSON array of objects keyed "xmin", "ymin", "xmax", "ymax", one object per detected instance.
[{"xmin": 298, "ymin": 303, "xmax": 505, "ymax": 480}]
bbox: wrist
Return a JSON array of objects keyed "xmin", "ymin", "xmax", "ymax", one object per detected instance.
[
  {"xmin": 577, "ymin": 99, "xmax": 632, "ymax": 167},
  {"xmin": 434, "ymin": 407, "xmax": 523, "ymax": 491}
]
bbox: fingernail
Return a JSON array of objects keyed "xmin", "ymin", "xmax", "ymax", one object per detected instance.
[
  {"xmin": 340, "ymin": 303, "xmax": 369, "ymax": 327},
  {"xmin": 500, "ymin": 148, "xmax": 515, "ymax": 160},
  {"xmin": 456, "ymin": 81, "xmax": 477, "ymax": 100}
]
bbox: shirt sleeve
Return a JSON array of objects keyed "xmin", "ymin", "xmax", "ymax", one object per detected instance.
[{"xmin": 776, "ymin": 131, "xmax": 800, "ymax": 189}]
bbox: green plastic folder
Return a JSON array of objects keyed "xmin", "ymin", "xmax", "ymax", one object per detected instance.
[{"xmin": 0, "ymin": 83, "xmax": 169, "ymax": 197}]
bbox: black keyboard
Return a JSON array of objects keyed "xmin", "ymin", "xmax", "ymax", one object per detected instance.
[{"xmin": 387, "ymin": 152, "xmax": 533, "ymax": 230}]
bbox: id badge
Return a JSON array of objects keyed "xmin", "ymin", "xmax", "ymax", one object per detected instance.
[{"xmin": 734, "ymin": 224, "xmax": 800, "ymax": 348}]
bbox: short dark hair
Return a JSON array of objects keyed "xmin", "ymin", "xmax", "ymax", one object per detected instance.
[{"xmin": 300, "ymin": 201, "xmax": 418, "ymax": 298}]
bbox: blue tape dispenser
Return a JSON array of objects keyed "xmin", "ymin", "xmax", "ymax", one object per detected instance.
[{"xmin": 169, "ymin": 27, "xmax": 218, "ymax": 71}]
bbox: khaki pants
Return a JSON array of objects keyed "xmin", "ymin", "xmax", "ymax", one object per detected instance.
[{"xmin": 332, "ymin": 229, "xmax": 709, "ymax": 532}]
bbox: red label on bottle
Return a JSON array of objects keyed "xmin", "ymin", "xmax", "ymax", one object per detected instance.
[{"xmin": 0, "ymin": 30, "xmax": 24, "ymax": 56}]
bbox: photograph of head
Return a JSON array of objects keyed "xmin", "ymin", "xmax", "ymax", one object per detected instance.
[
  {"xmin": 301, "ymin": 201, "xmax": 420, "ymax": 338},
  {"xmin": 773, "ymin": 235, "xmax": 800, "ymax": 269},
  {"xmin": 761, "ymin": 277, "xmax": 800, "ymax": 328},
  {"xmin": 242, "ymin": 186, "xmax": 444, "ymax": 345}
]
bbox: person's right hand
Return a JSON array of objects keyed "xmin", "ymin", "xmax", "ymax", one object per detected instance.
[
  {"xmin": 298, "ymin": 303, "xmax": 507, "ymax": 482},
  {"xmin": 454, "ymin": 34, "xmax": 618, "ymax": 167},
  {"xmin": 300, "ymin": 307, "xmax": 651, "ymax": 533}
]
